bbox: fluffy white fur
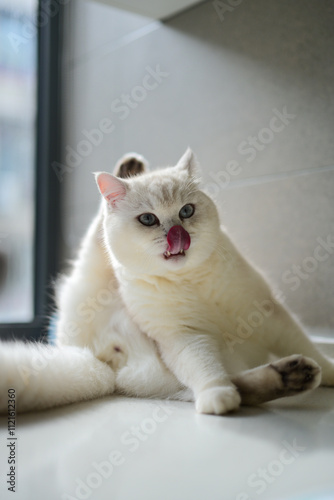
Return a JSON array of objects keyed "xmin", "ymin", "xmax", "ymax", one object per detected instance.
[
  {"xmin": 1, "ymin": 149, "xmax": 333, "ymax": 414},
  {"xmin": 0, "ymin": 342, "xmax": 115, "ymax": 412}
]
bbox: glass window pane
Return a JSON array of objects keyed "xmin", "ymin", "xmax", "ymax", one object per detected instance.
[{"xmin": 0, "ymin": 0, "xmax": 37, "ymax": 323}]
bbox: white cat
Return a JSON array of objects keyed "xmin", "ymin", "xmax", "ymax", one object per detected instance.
[{"xmin": 1, "ymin": 149, "xmax": 334, "ymax": 414}]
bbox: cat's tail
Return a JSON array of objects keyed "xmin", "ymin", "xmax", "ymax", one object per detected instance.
[{"xmin": 0, "ymin": 342, "xmax": 115, "ymax": 413}]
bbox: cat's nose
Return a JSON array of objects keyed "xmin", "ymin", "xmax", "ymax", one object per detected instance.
[{"xmin": 166, "ymin": 225, "xmax": 191, "ymax": 255}]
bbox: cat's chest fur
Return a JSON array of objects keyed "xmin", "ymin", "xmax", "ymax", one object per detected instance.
[{"xmin": 115, "ymin": 242, "xmax": 241, "ymax": 340}]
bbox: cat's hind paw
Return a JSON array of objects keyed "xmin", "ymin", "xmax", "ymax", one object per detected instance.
[
  {"xmin": 270, "ymin": 354, "xmax": 321, "ymax": 395},
  {"xmin": 196, "ymin": 386, "xmax": 241, "ymax": 415}
]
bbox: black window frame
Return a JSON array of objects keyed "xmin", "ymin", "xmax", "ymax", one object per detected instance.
[{"xmin": 0, "ymin": 0, "xmax": 63, "ymax": 342}]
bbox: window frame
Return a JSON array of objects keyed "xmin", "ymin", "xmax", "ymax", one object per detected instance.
[{"xmin": 0, "ymin": 0, "xmax": 62, "ymax": 341}]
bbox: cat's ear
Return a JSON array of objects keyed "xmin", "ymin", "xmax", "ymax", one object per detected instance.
[
  {"xmin": 95, "ymin": 172, "xmax": 127, "ymax": 205},
  {"xmin": 113, "ymin": 152, "xmax": 148, "ymax": 179},
  {"xmin": 175, "ymin": 148, "xmax": 200, "ymax": 178}
]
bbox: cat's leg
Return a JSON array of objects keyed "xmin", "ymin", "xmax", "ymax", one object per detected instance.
[
  {"xmin": 157, "ymin": 333, "xmax": 241, "ymax": 415},
  {"xmin": 231, "ymin": 354, "xmax": 321, "ymax": 405},
  {"xmin": 93, "ymin": 327, "xmax": 191, "ymax": 400},
  {"xmin": 256, "ymin": 303, "xmax": 334, "ymax": 387}
]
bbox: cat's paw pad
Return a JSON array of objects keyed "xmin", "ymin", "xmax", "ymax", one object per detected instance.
[
  {"xmin": 271, "ymin": 354, "xmax": 321, "ymax": 393},
  {"xmin": 196, "ymin": 386, "xmax": 241, "ymax": 415}
]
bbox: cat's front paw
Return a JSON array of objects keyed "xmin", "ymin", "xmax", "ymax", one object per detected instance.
[
  {"xmin": 270, "ymin": 354, "xmax": 321, "ymax": 394},
  {"xmin": 196, "ymin": 386, "xmax": 241, "ymax": 415}
]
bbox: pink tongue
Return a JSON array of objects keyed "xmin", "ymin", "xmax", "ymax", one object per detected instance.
[{"xmin": 167, "ymin": 225, "xmax": 191, "ymax": 255}]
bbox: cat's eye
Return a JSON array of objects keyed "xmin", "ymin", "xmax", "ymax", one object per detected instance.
[
  {"xmin": 138, "ymin": 213, "xmax": 159, "ymax": 226},
  {"xmin": 179, "ymin": 204, "xmax": 195, "ymax": 219}
]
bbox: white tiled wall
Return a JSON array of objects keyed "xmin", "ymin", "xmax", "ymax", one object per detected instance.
[{"xmin": 59, "ymin": 0, "xmax": 334, "ymax": 333}]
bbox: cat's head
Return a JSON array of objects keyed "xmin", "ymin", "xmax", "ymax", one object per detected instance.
[{"xmin": 95, "ymin": 149, "xmax": 220, "ymax": 277}]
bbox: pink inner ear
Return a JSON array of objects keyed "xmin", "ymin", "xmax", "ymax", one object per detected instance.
[{"xmin": 96, "ymin": 173, "xmax": 126, "ymax": 204}]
